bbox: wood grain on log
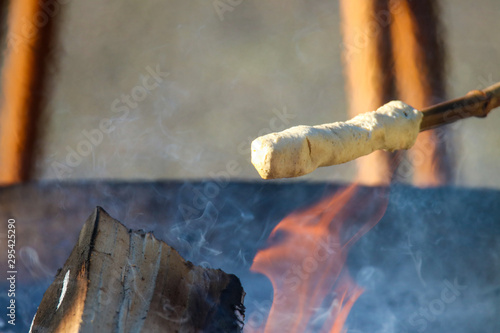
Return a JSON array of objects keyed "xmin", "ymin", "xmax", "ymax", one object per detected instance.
[{"xmin": 30, "ymin": 207, "xmax": 245, "ymax": 333}]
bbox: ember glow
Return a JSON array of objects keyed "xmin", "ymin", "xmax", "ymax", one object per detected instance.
[{"xmin": 249, "ymin": 184, "xmax": 390, "ymax": 332}]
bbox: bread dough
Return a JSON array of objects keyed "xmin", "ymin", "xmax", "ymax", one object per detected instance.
[{"xmin": 251, "ymin": 101, "xmax": 423, "ymax": 179}]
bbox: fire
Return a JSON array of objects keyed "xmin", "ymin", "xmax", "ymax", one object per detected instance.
[{"xmin": 249, "ymin": 184, "xmax": 389, "ymax": 332}]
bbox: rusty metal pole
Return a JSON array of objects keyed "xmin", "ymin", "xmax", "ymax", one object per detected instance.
[
  {"xmin": 0, "ymin": 0, "xmax": 57, "ymax": 185},
  {"xmin": 339, "ymin": 0, "xmax": 395, "ymax": 186},
  {"xmin": 390, "ymin": 0, "xmax": 452, "ymax": 186},
  {"xmin": 341, "ymin": 0, "xmax": 452, "ymax": 186}
]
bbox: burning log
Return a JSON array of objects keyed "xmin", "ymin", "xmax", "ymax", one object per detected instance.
[
  {"xmin": 29, "ymin": 207, "xmax": 245, "ymax": 333},
  {"xmin": 251, "ymin": 82, "xmax": 500, "ymax": 179}
]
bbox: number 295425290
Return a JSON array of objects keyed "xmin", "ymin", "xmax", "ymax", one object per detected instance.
[{"xmin": 7, "ymin": 219, "xmax": 16, "ymax": 270}]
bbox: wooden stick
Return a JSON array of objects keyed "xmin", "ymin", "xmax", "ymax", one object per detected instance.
[
  {"xmin": 420, "ymin": 82, "xmax": 500, "ymax": 131},
  {"xmin": 30, "ymin": 207, "xmax": 245, "ymax": 333}
]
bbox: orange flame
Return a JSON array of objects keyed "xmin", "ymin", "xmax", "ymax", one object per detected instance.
[{"xmin": 249, "ymin": 184, "xmax": 390, "ymax": 332}]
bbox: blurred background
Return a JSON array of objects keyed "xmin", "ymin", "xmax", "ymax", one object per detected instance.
[{"xmin": 0, "ymin": 0, "xmax": 499, "ymax": 186}]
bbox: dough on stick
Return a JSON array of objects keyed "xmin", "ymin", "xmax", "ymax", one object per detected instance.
[{"xmin": 251, "ymin": 101, "xmax": 423, "ymax": 179}]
